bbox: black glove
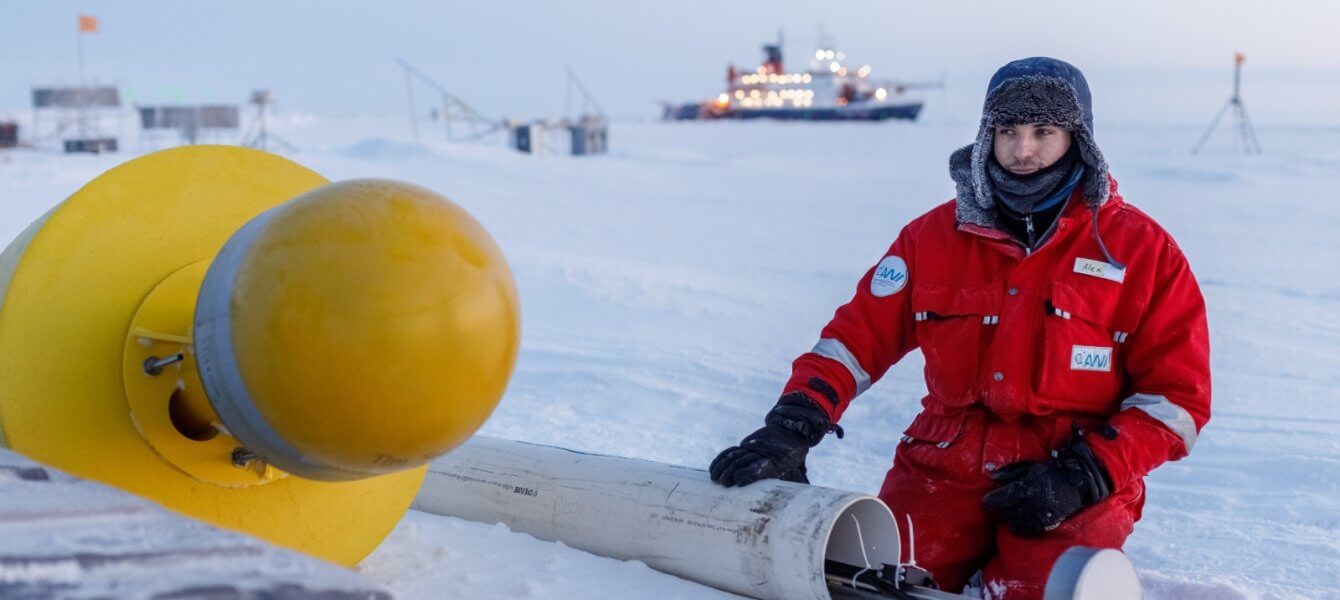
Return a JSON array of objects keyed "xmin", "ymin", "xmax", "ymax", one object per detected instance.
[
  {"xmin": 981, "ymin": 436, "xmax": 1112, "ymax": 536},
  {"xmin": 709, "ymin": 391, "xmax": 835, "ymax": 487}
]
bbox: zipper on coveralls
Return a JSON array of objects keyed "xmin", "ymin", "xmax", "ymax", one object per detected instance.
[
  {"xmin": 1020, "ymin": 198, "xmax": 1066, "ymax": 256},
  {"xmin": 1025, "ymin": 215, "xmax": 1035, "ymax": 253}
]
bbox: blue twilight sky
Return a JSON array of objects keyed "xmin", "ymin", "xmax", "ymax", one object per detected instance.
[{"xmin": 1, "ymin": 1, "xmax": 1337, "ymax": 124}]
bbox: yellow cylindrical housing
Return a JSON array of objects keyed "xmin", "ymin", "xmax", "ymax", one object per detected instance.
[
  {"xmin": 195, "ymin": 179, "xmax": 520, "ymax": 481},
  {"xmin": 0, "ymin": 146, "xmax": 460, "ymax": 565},
  {"xmin": 0, "ymin": 147, "xmax": 519, "ymax": 565}
]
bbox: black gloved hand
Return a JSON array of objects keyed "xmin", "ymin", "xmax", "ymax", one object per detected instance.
[
  {"xmin": 981, "ymin": 436, "xmax": 1112, "ymax": 536},
  {"xmin": 709, "ymin": 391, "xmax": 834, "ymax": 487}
]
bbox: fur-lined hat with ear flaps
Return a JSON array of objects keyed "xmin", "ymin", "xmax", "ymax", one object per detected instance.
[{"xmin": 950, "ymin": 57, "xmax": 1110, "ymax": 227}]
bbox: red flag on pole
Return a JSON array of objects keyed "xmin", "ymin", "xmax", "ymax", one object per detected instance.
[{"xmin": 78, "ymin": 14, "xmax": 98, "ymax": 33}]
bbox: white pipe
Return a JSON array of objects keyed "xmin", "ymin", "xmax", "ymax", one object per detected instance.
[
  {"xmin": 1044, "ymin": 547, "xmax": 1142, "ymax": 600},
  {"xmin": 413, "ymin": 436, "xmax": 901, "ymax": 600}
]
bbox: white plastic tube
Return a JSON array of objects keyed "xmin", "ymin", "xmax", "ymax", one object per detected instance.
[
  {"xmin": 413, "ymin": 436, "xmax": 901, "ymax": 600},
  {"xmin": 1044, "ymin": 547, "xmax": 1143, "ymax": 600}
]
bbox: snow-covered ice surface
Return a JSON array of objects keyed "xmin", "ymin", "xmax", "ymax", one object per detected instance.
[
  {"xmin": 2, "ymin": 110, "xmax": 1338, "ymax": 599},
  {"xmin": 0, "ymin": 449, "xmax": 391, "ymax": 598}
]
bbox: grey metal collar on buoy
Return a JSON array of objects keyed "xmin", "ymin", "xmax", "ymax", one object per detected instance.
[{"xmin": 193, "ymin": 205, "xmax": 366, "ymax": 482}]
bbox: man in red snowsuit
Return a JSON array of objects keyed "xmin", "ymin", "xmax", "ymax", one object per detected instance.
[{"xmin": 710, "ymin": 57, "xmax": 1210, "ymax": 599}]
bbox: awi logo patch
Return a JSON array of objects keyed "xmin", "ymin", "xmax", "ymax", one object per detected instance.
[
  {"xmin": 1070, "ymin": 345, "xmax": 1113, "ymax": 372},
  {"xmin": 870, "ymin": 256, "xmax": 908, "ymax": 297}
]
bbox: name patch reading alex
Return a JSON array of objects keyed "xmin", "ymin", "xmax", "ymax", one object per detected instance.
[
  {"xmin": 1074, "ymin": 257, "xmax": 1125, "ymax": 284},
  {"xmin": 1070, "ymin": 345, "xmax": 1113, "ymax": 372},
  {"xmin": 870, "ymin": 255, "xmax": 908, "ymax": 297}
]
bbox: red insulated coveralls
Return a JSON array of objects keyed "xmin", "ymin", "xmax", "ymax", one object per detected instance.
[{"xmin": 783, "ymin": 176, "xmax": 1210, "ymax": 598}]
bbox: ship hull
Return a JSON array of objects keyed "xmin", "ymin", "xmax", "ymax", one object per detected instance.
[{"xmin": 665, "ymin": 101, "xmax": 923, "ymax": 122}]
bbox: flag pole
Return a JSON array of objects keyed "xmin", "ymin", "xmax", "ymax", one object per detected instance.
[
  {"xmin": 77, "ymin": 18, "xmax": 86, "ymax": 137},
  {"xmin": 77, "ymin": 20, "xmax": 86, "ymax": 86}
]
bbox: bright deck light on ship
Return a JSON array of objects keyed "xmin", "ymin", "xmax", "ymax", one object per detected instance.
[
  {"xmin": 734, "ymin": 90, "xmax": 744, "ymax": 99},
  {"xmin": 717, "ymin": 93, "xmax": 730, "ymax": 106},
  {"xmin": 802, "ymin": 74, "xmax": 812, "ymax": 83},
  {"xmin": 824, "ymin": 50, "xmax": 835, "ymax": 60},
  {"xmin": 815, "ymin": 50, "xmax": 825, "ymax": 60},
  {"xmin": 858, "ymin": 65, "xmax": 871, "ymax": 78},
  {"xmin": 830, "ymin": 62, "xmax": 840, "ymax": 72},
  {"xmin": 876, "ymin": 88, "xmax": 888, "ymax": 100}
]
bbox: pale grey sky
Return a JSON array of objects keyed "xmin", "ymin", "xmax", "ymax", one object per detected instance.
[{"xmin": 1, "ymin": 1, "xmax": 1336, "ymax": 123}]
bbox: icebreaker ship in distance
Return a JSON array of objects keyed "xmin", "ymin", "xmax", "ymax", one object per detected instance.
[{"xmin": 664, "ymin": 34, "xmax": 926, "ymax": 122}]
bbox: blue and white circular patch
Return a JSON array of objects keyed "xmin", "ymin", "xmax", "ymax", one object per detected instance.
[{"xmin": 870, "ymin": 255, "xmax": 908, "ymax": 297}]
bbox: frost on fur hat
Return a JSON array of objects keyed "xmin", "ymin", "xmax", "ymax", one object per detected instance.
[{"xmin": 949, "ymin": 57, "xmax": 1110, "ymax": 227}]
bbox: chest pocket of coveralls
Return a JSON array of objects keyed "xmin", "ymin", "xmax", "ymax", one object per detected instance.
[
  {"xmin": 1036, "ymin": 279, "xmax": 1127, "ymax": 411},
  {"xmin": 911, "ymin": 283, "xmax": 1001, "ymax": 407}
]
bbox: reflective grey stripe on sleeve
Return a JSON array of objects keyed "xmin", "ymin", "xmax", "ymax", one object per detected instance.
[
  {"xmin": 810, "ymin": 338, "xmax": 872, "ymax": 396},
  {"xmin": 1121, "ymin": 393, "xmax": 1199, "ymax": 453}
]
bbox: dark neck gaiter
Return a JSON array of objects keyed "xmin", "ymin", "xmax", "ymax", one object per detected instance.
[{"xmin": 987, "ymin": 142, "xmax": 1081, "ymax": 215}]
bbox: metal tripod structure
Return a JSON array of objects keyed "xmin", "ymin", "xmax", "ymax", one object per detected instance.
[
  {"xmin": 396, "ymin": 58, "xmax": 502, "ymax": 143},
  {"xmin": 564, "ymin": 66, "xmax": 606, "ymax": 122},
  {"xmin": 1193, "ymin": 52, "xmax": 1262, "ymax": 154},
  {"xmin": 242, "ymin": 90, "xmax": 297, "ymax": 153}
]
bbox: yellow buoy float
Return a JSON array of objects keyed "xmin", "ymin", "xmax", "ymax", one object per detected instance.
[{"xmin": 0, "ymin": 146, "xmax": 520, "ymax": 565}]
